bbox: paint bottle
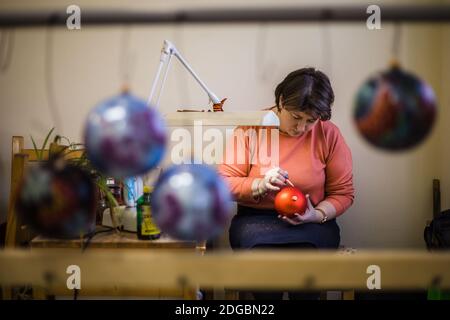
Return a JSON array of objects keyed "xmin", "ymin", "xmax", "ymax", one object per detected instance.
[{"xmin": 136, "ymin": 186, "xmax": 161, "ymax": 240}]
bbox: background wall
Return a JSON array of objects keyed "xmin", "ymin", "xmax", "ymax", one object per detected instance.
[{"xmin": 0, "ymin": 0, "xmax": 449, "ymax": 248}]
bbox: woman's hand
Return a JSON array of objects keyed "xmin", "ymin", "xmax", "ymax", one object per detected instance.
[
  {"xmin": 253, "ymin": 167, "xmax": 289, "ymax": 198},
  {"xmin": 278, "ymin": 194, "xmax": 323, "ymax": 225}
]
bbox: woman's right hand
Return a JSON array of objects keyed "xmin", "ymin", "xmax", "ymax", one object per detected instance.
[{"xmin": 253, "ymin": 167, "xmax": 289, "ymax": 198}]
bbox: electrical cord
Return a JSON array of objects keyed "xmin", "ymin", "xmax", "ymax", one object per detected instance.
[
  {"xmin": 81, "ymin": 226, "xmax": 116, "ymax": 252},
  {"xmin": 73, "ymin": 225, "xmax": 118, "ymax": 300}
]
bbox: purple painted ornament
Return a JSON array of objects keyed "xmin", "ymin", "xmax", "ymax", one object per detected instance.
[
  {"xmin": 84, "ymin": 92, "xmax": 166, "ymax": 177},
  {"xmin": 151, "ymin": 164, "xmax": 232, "ymax": 241}
]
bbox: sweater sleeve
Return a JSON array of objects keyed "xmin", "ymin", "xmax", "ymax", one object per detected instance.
[
  {"xmin": 217, "ymin": 127, "xmax": 260, "ymax": 203},
  {"xmin": 323, "ymin": 125, "xmax": 355, "ymax": 216}
]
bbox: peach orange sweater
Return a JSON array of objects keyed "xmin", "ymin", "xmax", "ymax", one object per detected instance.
[{"xmin": 217, "ymin": 121, "xmax": 354, "ymax": 217}]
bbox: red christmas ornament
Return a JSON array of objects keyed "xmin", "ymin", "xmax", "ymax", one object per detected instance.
[{"xmin": 274, "ymin": 187, "xmax": 307, "ymax": 217}]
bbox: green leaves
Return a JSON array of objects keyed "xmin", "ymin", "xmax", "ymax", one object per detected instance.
[{"xmin": 30, "ymin": 127, "xmax": 55, "ymax": 161}]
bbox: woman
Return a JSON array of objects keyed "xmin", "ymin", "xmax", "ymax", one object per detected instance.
[{"xmin": 217, "ymin": 68, "xmax": 355, "ymax": 300}]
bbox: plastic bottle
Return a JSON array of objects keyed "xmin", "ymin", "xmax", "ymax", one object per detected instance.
[{"xmin": 123, "ymin": 176, "xmax": 144, "ymax": 207}]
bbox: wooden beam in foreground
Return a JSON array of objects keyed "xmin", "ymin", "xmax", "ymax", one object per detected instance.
[{"xmin": 1, "ymin": 249, "xmax": 449, "ymax": 291}]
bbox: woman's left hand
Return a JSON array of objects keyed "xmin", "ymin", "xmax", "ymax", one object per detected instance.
[{"xmin": 278, "ymin": 194, "xmax": 323, "ymax": 225}]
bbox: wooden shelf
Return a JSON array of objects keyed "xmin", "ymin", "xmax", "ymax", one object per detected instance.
[{"xmin": 31, "ymin": 229, "xmax": 202, "ymax": 250}]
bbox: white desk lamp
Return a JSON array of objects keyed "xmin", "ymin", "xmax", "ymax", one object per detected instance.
[{"xmin": 147, "ymin": 40, "xmax": 280, "ymax": 127}]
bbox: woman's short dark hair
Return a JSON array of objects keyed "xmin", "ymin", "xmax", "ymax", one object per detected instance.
[{"xmin": 275, "ymin": 68, "xmax": 334, "ymax": 121}]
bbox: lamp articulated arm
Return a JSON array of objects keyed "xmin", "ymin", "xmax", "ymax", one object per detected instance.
[{"xmin": 148, "ymin": 40, "xmax": 225, "ymax": 112}]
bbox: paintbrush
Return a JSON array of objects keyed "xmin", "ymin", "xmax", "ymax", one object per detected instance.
[{"xmin": 286, "ymin": 178, "xmax": 295, "ymax": 188}]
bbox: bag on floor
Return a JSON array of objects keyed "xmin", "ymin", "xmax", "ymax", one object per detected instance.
[{"xmin": 424, "ymin": 209, "xmax": 450, "ymax": 249}]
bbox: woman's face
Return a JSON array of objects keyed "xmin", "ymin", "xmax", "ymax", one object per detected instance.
[{"xmin": 278, "ymin": 106, "xmax": 319, "ymax": 137}]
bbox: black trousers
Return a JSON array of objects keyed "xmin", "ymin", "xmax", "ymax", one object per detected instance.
[{"xmin": 250, "ymin": 242, "xmax": 321, "ymax": 300}]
